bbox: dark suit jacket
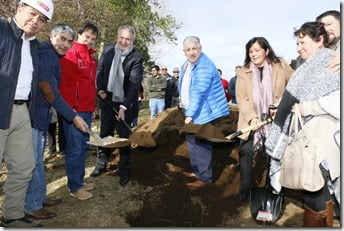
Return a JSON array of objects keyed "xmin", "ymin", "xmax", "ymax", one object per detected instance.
[{"xmin": 96, "ymin": 45, "xmax": 144, "ymax": 119}]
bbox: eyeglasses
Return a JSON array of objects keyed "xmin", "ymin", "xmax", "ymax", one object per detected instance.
[{"xmin": 161, "ymin": 68, "xmax": 167, "ymax": 70}]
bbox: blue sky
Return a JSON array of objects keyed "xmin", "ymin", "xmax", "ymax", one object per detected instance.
[{"xmin": 150, "ymin": 0, "xmax": 341, "ymax": 80}]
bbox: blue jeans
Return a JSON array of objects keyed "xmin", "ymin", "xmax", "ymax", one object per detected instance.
[
  {"xmin": 25, "ymin": 128, "xmax": 47, "ymax": 212},
  {"xmin": 63, "ymin": 112, "xmax": 92, "ymax": 193},
  {"xmin": 186, "ymin": 134, "xmax": 213, "ymax": 183},
  {"xmin": 149, "ymin": 98, "xmax": 165, "ymax": 119}
]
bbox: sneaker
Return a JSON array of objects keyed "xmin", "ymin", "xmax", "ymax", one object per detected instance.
[
  {"xmin": 1, "ymin": 217, "xmax": 42, "ymax": 227},
  {"xmin": 70, "ymin": 189, "xmax": 93, "ymax": 200},
  {"xmin": 82, "ymin": 182, "xmax": 95, "ymax": 191}
]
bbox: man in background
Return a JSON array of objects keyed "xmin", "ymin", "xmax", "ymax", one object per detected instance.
[
  {"xmin": 147, "ymin": 65, "xmax": 166, "ymax": 119},
  {"xmin": 316, "ymin": 10, "xmax": 340, "ymax": 74},
  {"xmin": 218, "ymin": 68, "xmax": 231, "ymax": 102},
  {"xmin": 162, "ymin": 66, "xmax": 174, "ymax": 109},
  {"xmin": 228, "ymin": 65, "xmax": 241, "ymax": 105},
  {"xmin": 171, "ymin": 67, "xmax": 180, "ymax": 107}
]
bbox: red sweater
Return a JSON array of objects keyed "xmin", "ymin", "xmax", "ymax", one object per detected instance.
[
  {"xmin": 221, "ymin": 78, "xmax": 231, "ymax": 102},
  {"xmin": 59, "ymin": 42, "xmax": 97, "ymax": 112}
]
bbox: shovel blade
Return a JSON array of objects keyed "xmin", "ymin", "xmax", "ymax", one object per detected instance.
[
  {"xmin": 195, "ymin": 123, "xmax": 229, "ymax": 142},
  {"xmin": 179, "ymin": 124, "xmax": 202, "ymax": 135},
  {"xmin": 87, "ymin": 136, "xmax": 131, "ymax": 148},
  {"xmin": 250, "ymin": 187, "xmax": 284, "ymax": 224}
]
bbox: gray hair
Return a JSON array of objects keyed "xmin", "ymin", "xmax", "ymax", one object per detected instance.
[
  {"xmin": 118, "ymin": 25, "xmax": 136, "ymax": 41},
  {"xmin": 51, "ymin": 23, "xmax": 75, "ymax": 40},
  {"xmin": 183, "ymin": 36, "xmax": 201, "ymax": 48}
]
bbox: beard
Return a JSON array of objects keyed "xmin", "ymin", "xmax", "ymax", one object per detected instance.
[{"xmin": 328, "ymin": 36, "xmax": 340, "ymax": 49}]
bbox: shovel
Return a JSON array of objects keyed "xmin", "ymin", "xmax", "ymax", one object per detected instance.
[
  {"xmin": 179, "ymin": 123, "xmax": 203, "ymax": 135},
  {"xmin": 97, "ymin": 96, "xmax": 132, "ymax": 134},
  {"xmin": 250, "ymin": 156, "xmax": 284, "ymax": 224},
  {"xmin": 85, "ymin": 125, "xmax": 131, "ymax": 148},
  {"xmin": 196, "ymin": 117, "xmax": 273, "ymax": 143}
]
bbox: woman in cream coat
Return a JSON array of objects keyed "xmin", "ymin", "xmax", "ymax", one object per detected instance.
[
  {"xmin": 235, "ymin": 37, "xmax": 293, "ymax": 202},
  {"xmin": 265, "ymin": 22, "xmax": 340, "ymax": 227}
]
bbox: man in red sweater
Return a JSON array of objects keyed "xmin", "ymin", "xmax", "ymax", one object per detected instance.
[
  {"xmin": 217, "ymin": 69, "xmax": 231, "ymax": 102},
  {"xmin": 59, "ymin": 22, "xmax": 98, "ymax": 200}
]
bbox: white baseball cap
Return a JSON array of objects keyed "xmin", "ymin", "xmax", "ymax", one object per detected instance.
[{"xmin": 21, "ymin": 0, "xmax": 54, "ymax": 20}]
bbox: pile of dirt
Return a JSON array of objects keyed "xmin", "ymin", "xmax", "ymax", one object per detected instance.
[{"xmin": 38, "ymin": 129, "xmax": 305, "ymax": 228}]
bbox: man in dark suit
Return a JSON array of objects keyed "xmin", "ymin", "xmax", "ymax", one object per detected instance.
[{"xmin": 90, "ymin": 25, "xmax": 144, "ymax": 186}]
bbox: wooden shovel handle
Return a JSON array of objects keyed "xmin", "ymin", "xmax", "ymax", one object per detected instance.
[{"xmin": 225, "ymin": 117, "xmax": 272, "ymax": 140}]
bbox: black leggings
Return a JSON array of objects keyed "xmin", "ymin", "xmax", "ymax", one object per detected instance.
[{"xmin": 303, "ymin": 166, "xmax": 332, "ymax": 212}]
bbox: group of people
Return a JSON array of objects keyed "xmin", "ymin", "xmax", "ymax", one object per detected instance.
[
  {"xmin": 0, "ymin": 0, "xmax": 144, "ymax": 227},
  {"xmin": 176, "ymin": 10, "xmax": 340, "ymax": 228},
  {"xmin": 0, "ymin": 0, "xmax": 340, "ymax": 228},
  {"xmin": 146, "ymin": 65, "xmax": 180, "ymax": 119}
]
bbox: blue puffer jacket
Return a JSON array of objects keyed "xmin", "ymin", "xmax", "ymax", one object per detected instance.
[
  {"xmin": 29, "ymin": 40, "xmax": 77, "ymax": 132},
  {"xmin": 178, "ymin": 53, "xmax": 230, "ymax": 124}
]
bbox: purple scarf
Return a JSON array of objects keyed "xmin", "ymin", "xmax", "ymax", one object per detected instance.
[{"xmin": 251, "ymin": 61, "xmax": 273, "ymax": 151}]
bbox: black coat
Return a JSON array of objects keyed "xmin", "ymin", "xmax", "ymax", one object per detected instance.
[
  {"xmin": 0, "ymin": 16, "xmax": 40, "ymax": 129},
  {"xmin": 96, "ymin": 45, "xmax": 144, "ymax": 119}
]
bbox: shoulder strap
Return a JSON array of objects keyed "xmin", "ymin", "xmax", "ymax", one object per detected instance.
[{"xmin": 289, "ymin": 104, "xmax": 304, "ymax": 137}]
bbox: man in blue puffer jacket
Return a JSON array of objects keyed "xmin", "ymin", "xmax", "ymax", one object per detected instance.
[
  {"xmin": 25, "ymin": 24, "xmax": 88, "ymax": 220},
  {"xmin": 179, "ymin": 36, "xmax": 229, "ymax": 188}
]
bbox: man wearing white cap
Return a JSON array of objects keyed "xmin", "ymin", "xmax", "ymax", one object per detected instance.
[{"xmin": 0, "ymin": 0, "xmax": 53, "ymax": 227}]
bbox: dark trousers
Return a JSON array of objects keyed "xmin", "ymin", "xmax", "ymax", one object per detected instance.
[
  {"xmin": 238, "ymin": 135, "xmax": 255, "ymax": 196},
  {"xmin": 186, "ymin": 134, "xmax": 213, "ymax": 183},
  {"xmin": 98, "ymin": 102, "xmax": 133, "ymax": 180},
  {"xmin": 57, "ymin": 115, "xmax": 66, "ymax": 153},
  {"xmin": 47, "ymin": 122, "xmax": 57, "ymax": 153}
]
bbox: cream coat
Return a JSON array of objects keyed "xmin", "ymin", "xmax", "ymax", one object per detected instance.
[
  {"xmin": 303, "ymin": 95, "xmax": 340, "ymax": 182},
  {"xmin": 236, "ymin": 59, "xmax": 294, "ymax": 140}
]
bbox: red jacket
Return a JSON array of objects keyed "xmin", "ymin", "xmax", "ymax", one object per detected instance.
[
  {"xmin": 221, "ymin": 78, "xmax": 231, "ymax": 102},
  {"xmin": 59, "ymin": 42, "xmax": 97, "ymax": 112}
]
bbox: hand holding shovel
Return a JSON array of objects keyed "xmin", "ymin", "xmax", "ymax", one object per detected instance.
[
  {"xmin": 85, "ymin": 125, "xmax": 104, "ymax": 144},
  {"xmin": 97, "ymin": 95, "xmax": 132, "ymax": 134},
  {"xmin": 196, "ymin": 117, "xmax": 273, "ymax": 143}
]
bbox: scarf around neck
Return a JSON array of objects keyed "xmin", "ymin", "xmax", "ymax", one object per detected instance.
[
  {"xmin": 107, "ymin": 44, "xmax": 133, "ymax": 102},
  {"xmin": 251, "ymin": 61, "xmax": 273, "ymax": 151}
]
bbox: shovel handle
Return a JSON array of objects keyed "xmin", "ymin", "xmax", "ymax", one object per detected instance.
[
  {"xmin": 225, "ymin": 117, "xmax": 272, "ymax": 140},
  {"xmin": 97, "ymin": 95, "xmax": 132, "ymax": 134}
]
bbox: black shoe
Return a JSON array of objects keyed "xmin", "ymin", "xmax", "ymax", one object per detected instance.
[
  {"xmin": 90, "ymin": 167, "xmax": 106, "ymax": 177},
  {"xmin": 1, "ymin": 217, "xmax": 43, "ymax": 227},
  {"xmin": 119, "ymin": 177, "xmax": 129, "ymax": 186},
  {"xmin": 236, "ymin": 193, "xmax": 249, "ymax": 202}
]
